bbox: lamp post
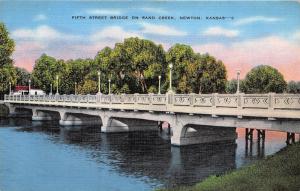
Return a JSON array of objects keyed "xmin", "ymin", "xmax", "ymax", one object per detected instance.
[
  {"xmin": 158, "ymin": 75, "xmax": 161, "ymax": 94},
  {"xmin": 28, "ymin": 79, "xmax": 31, "ymax": 95},
  {"xmin": 56, "ymin": 75, "xmax": 59, "ymax": 95},
  {"xmin": 97, "ymin": 71, "xmax": 101, "ymax": 94},
  {"xmin": 168, "ymin": 63, "xmax": 173, "ymax": 92},
  {"xmin": 9, "ymin": 82, "xmax": 11, "ymax": 95},
  {"xmin": 236, "ymin": 70, "xmax": 241, "ymax": 94},
  {"xmin": 108, "ymin": 79, "xmax": 111, "ymax": 95},
  {"xmin": 50, "ymin": 84, "xmax": 53, "ymax": 95},
  {"xmin": 74, "ymin": 82, "xmax": 77, "ymax": 95}
]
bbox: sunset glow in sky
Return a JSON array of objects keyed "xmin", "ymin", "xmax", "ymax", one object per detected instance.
[{"xmin": 1, "ymin": 1, "xmax": 300, "ymax": 80}]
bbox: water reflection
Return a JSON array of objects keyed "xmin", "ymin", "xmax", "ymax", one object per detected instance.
[
  {"xmin": 0, "ymin": 118, "xmax": 289, "ymax": 190},
  {"xmin": 28, "ymin": 122, "xmax": 236, "ymax": 188}
]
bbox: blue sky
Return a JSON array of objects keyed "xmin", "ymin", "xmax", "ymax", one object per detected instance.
[{"xmin": 0, "ymin": 1, "xmax": 300, "ymax": 80}]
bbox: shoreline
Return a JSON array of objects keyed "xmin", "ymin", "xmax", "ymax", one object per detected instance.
[{"xmin": 159, "ymin": 141, "xmax": 300, "ymax": 191}]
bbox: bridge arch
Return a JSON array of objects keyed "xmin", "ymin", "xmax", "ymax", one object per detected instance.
[
  {"xmin": 32, "ymin": 109, "xmax": 61, "ymax": 121},
  {"xmin": 100, "ymin": 116, "xmax": 159, "ymax": 133},
  {"xmin": 60, "ymin": 112, "xmax": 102, "ymax": 126}
]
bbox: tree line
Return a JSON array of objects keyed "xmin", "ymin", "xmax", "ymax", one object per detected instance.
[
  {"xmin": 30, "ymin": 39, "xmax": 227, "ymax": 95},
  {"xmin": 1, "ymin": 22, "xmax": 299, "ymax": 96}
]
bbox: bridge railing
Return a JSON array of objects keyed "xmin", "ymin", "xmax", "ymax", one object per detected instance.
[{"xmin": 4, "ymin": 93, "xmax": 300, "ymax": 110}]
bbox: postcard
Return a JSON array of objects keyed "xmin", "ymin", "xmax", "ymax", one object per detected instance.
[{"xmin": 0, "ymin": 1, "xmax": 300, "ymax": 191}]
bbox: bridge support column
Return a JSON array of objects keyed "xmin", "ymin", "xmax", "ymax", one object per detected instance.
[
  {"xmin": 32, "ymin": 109, "xmax": 53, "ymax": 121},
  {"xmin": 286, "ymin": 132, "xmax": 296, "ymax": 145},
  {"xmin": 101, "ymin": 115, "xmax": 158, "ymax": 133},
  {"xmin": 59, "ymin": 112, "xmax": 101, "ymax": 126},
  {"xmin": 256, "ymin": 129, "xmax": 265, "ymax": 158},
  {"xmin": 170, "ymin": 118, "xmax": 237, "ymax": 146},
  {"xmin": 4, "ymin": 103, "xmax": 16, "ymax": 117}
]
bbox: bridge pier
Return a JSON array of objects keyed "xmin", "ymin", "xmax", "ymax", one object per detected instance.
[
  {"xmin": 101, "ymin": 116, "xmax": 158, "ymax": 133},
  {"xmin": 4, "ymin": 103, "xmax": 17, "ymax": 117},
  {"xmin": 171, "ymin": 122, "xmax": 237, "ymax": 146},
  {"xmin": 245, "ymin": 129, "xmax": 265, "ymax": 157},
  {"xmin": 286, "ymin": 132, "xmax": 296, "ymax": 145},
  {"xmin": 32, "ymin": 109, "xmax": 55, "ymax": 121},
  {"xmin": 59, "ymin": 112, "xmax": 101, "ymax": 126}
]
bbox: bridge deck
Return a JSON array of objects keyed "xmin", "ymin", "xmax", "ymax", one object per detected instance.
[{"xmin": 4, "ymin": 93, "xmax": 300, "ymax": 120}]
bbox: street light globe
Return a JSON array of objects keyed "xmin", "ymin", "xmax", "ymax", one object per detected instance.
[
  {"xmin": 236, "ymin": 70, "xmax": 241, "ymax": 75},
  {"xmin": 108, "ymin": 79, "xmax": 111, "ymax": 83},
  {"xmin": 159, "ymin": 75, "xmax": 161, "ymax": 79},
  {"xmin": 28, "ymin": 79, "xmax": 31, "ymax": 83},
  {"xmin": 98, "ymin": 71, "xmax": 101, "ymax": 76},
  {"xmin": 169, "ymin": 63, "xmax": 173, "ymax": 69}
]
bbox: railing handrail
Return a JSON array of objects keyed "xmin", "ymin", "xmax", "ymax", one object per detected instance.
[{"xmin": 4, "ymin": 93, "xmax": 300, "ymax": 110}]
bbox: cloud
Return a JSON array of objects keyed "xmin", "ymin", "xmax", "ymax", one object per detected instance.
[
  {"xmin": 292, "ymin": 30, "xmax": 300, "ymax": 41},
  {"xmin": 12, "ymin": 25, "xmax": 79, "ymax": 41},
  {"xmin": 233, "ymin": 16, "xmax": 283, "ymax": 26},
  {"xmin": 90, "ymin": 26, "xmax": 142, "ymax": 42},
  {"xmin": 202, "ymin": 26, "xmax": 239, "ymax": 37},
  {"xmin": 33, "ymin": 14, "xmax": 47, "ymax": 21},
  {"xmin": 140, "ymin": 7, "xmax": 168, "ymax": 14},
  {"xmin": 141, "ymin": 22, "xmax": 187, "ymax": 36},
  {"xmin": 193, "ymin": 36, "xmax": 300, "ymax": 81},
  {"xmin": 85, "ymin": 9, "xmax": 122, "ymax": 15}
]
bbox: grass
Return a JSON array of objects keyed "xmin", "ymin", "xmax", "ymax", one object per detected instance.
[{"xmin": 159, "ymin": 142, "xmax": 300, "ymax": 191}]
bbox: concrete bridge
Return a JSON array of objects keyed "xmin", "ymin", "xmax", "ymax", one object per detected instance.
[{"xmin": 3, "ymin": 92, "xmax": 300, "ymax": 146}]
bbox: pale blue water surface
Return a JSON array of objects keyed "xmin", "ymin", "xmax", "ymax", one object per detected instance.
[{"xmin": 0, "ymin": 117, "xmax": 289, "ymax": 191}]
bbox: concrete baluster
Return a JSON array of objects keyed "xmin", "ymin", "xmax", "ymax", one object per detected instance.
[
  {"xmin": 268, "ymin": 92, "xmax": 275, "ymax": 119},
  {"xmin": 268, "ymin": 93, "xmax": 275, "ymax": 110},
  {"xmin": 134, "ymin": 93, "xmax": 139, "ymax": 111},
  {"xmin": 190, "ymin": 93, "xmax": 195, "ymax": 107},
  {"xmin": 166, "ymin": 91, "xmax": 174, "ymax": 112},
  {"xmin": 237, "ymin": 93, "xmax": 244, "ymax": 118},
  {"xmin": 211, "ymin": 93, "xmax": 218, "ymax": 117}
]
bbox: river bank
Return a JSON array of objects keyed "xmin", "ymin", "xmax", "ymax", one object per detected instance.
[
  {"xmin": 160, "ymin": 141, "xmax": 300, "ymax": 191},
  {"xmin": 0, "ymin": 104, "xmax": 8, "ymax": 117}
]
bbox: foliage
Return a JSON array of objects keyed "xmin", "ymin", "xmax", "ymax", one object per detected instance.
[
  {"xmin": 287, "ymin": 81, "xmax": 300, "ymax": 94},
  {"xmin": 243, "ymin": 65, "xmax": 287, "ymax": 93},
  {"xmin": 194, "ymin": 54, "xmax": 227, "ymax": 93},
  {"xmin": 15, "ymin": 67, "xmax": 30, "ymax": 86},
  {"xmin": 17, "ymin": 37, "xmax": 229, "ymax": 95},
  {"xmin": 226, "ymin": 79, "xmax": 237, "ymax": 94},
  {"xmin": 77, "ymin": 79, "xmax": 97, "ymax": 95},
  {"xmin": 31, "ymin": 54, "xmax": 66, "ymax": 93},
  {"xmin": 166, "ymin": 44, "xmax": 195, "ymax": 93},
  {"xmin": 109, "ymin": 37, "xmax": 167, "ymax": 93},
  {"xmin": 166, "ymin": 45, "xmax": 227, "ymax": 93},
  {"xmin": 0, "ymin": 22, "xmax": 16, "ymax": 94},
  {"xmin": 0, "ymin": 23, "xmax": 15, "ymax": 67}
]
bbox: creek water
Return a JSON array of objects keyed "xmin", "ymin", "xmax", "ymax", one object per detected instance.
[{"xmin": 0, "ymin": 117, "xmax": 290, "ymax": 191}]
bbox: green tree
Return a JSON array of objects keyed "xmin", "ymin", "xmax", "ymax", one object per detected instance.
[
  {"xmin": 192, "ymin": 54, "xmax": 227, "ymax": 93},
  {"xmin": 77, "ymin": 79, "xmax": 97, "ymax": 95},
  {"xmin": 62, "ymin": 58, "xmax": 94, "ymax": 94},
  {"xmin": 109, "ymin": 37, "xmax": 167, "ymax": 94},
  {"xmin": 166, "ymin": 45, "xmax": 227, "ymax": 94},
  {"xmin": 0, "ymin": 22, "xmax": 16, "ymax": 95},
  {"xmin": 226, "ymin": 79, "xmax": 238, "ymax": 94},
  {"xmin": 15, "ymin": 67, "xmax": 30, "ymax": 86},
  {"xmin": 243, "ymin": 65, "xmax": 287, "ymax": 93},
  {"xmin": 166, "ymin": 44, "xmax": 195, "ymax": 93},
  {"xmin": 287, "ymin": 81, "xmax": 300, "ymax": 94},
  {"xmin": 31, "ymin": 54, "xmax": 66, "ymax": 93},
  {"xmin": 0, "ymin": 23, "xmax": 15, "ymax": 67}
]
